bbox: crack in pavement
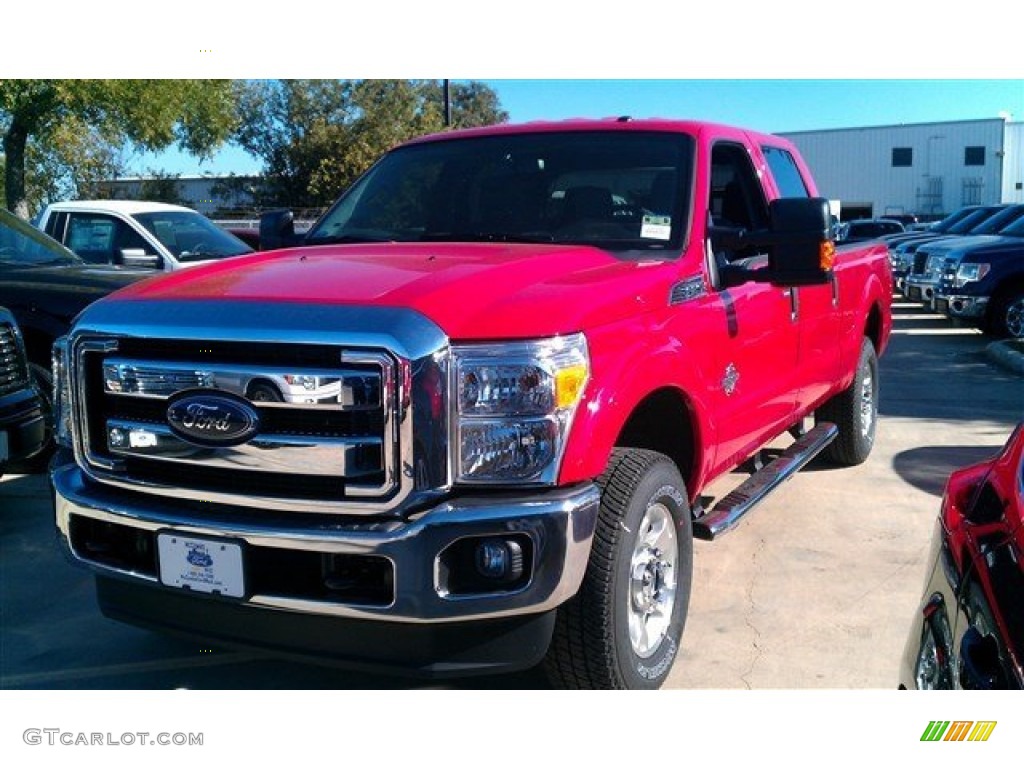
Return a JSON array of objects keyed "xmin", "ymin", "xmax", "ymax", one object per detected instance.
[{"xmin": 739, "ymin": 538, "xmax": 766, "ymax": 690}]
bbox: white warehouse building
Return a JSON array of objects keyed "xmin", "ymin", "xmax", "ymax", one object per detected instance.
[{"xmin": 779, "ymin": 118, "xmax": 1024, "ymax": 221}]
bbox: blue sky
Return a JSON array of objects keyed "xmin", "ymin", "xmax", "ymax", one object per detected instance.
[{"xmin": 130, "ymin": 79, "xmax": 1024, "ymax": 178}]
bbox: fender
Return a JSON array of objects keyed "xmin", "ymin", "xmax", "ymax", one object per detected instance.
[
  {"xmin": 559, "ymin": 316, "xmax": 717, "ymax": 497},
  {"xmin": 836, "ymin": 243, "xmax": 892, "ymax": 383}
]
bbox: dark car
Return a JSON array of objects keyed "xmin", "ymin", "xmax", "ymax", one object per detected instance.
[
  {"xmin": 837, "ymin": 218, "xmax": 905, "ymax": 243},
  {"xmin": 900, "ymin": 424, "xmax": 1024, "ymax": 689},
  {"xmin": 0, "ymin": 306, "xmax": 46, "ymax": 477},
  {"xmin": 883, "ymin": 213, "xmax": 920, "ymax": 227},
  {"xmin": 0, "ymin": 208, "xmax": 152, "ymax": 468},
  {"xmin": 882, "ymin": 204, "xmax": 993, "ymax": 249}
]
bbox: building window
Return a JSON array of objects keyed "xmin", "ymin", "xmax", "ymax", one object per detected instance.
[
  {"xmin": 964, "ymin": 146, "xmax": 985, "ymax": 166},
  {"xmin": 892, "ymin": 147, "xmax": 913, "ymax": 167}
]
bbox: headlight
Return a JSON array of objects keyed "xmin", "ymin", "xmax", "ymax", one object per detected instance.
[
  {"xmin": 452, "ymin": 333, "xmax": 589, "ymax": 484},
  {"xmin": 888, "ymin": 249, "xmax": 909, "ymax": 269},
  {"xmin": 954, "ymin": 263, "xmax": 990, "ymax": 288},
  {"xmin": 284, "ymin": 374, "xmax": 318, "ymax": 390},
  {"xmin": 52, "ymin": 336, "xmax": 72, "ymax": 448}
]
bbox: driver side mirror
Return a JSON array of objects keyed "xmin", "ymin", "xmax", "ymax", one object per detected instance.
[
  {"xmin": 118, "ymin": 248, "xmax": 161, "ymax": 270},
  {"xmin": 765, "ymin": 197, "xmax": 834, "ymax": 287},
  {"xmin": 707, "ymin": 197, "xmax": 835, "ymax": 289},
  {"xmin": 259, "ymin": 210, "xmax": 298, "ymax": 251}
]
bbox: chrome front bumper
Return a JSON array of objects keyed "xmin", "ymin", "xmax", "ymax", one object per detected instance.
[
  {"xmin": 904, "ymin": 277, "xmax": 938, "ymax": 303},
  {"xmin": 933, "ymin": 294, "xmax": 989, "ymax": 319},
  {"xmin": 53, "ymin": 459, "xmax": 600, "ymax": 624}
]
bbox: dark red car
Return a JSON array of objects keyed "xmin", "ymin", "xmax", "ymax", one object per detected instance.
[{"xmin": 900, "ymin": 423, "xmax": 1024, "ymax": 689}]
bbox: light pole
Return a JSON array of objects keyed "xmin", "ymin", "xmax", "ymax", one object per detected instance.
[{"xmin": 443, "ymin": 79, "xmax": 452, "ymax": 128}]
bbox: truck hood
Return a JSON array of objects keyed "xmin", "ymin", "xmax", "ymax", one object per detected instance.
[
  {"xmin": 0, "ymin": 262, "xmax": 154, "ymax": 320},
  {"xmin": 919, "ymin": 235, "xmax": 1024, "ymax": 260},
  {"xmin": 106, "ymin": 242, "xmax": 676, "ymax": 339}
]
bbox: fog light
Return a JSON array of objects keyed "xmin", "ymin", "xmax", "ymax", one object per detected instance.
[
  {"xmin": 109, "ymin": 428, "xmax": 126, "ymax": 448},
  {"xmin": 475, "ymin": 538, "xmax": 524, "ymax": 582}
]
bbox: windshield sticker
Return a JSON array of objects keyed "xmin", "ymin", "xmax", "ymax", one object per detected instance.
[{"xmin": 641, "ymin": 215, "xmax": 672, "ymax": 241}]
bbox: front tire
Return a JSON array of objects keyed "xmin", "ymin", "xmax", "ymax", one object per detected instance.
[
  {"xmin": 248, "ymin": 382, "xmax": 283, "ymax": 403},
  {"xmin": 544, "ymin": 448, "xmax": 693, "ymax": 689},
  {"xmin": 817, "ymin": 337, "xmax": 878, "ymax": 466},
  {"xmin": 989, "ymin": 290, "xmax": 1024, "ymax": 339}
]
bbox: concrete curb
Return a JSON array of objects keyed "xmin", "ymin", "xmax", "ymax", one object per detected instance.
[{"xmin": 986, "ymin": 340, "xmax": 1024, "ymax": 376}]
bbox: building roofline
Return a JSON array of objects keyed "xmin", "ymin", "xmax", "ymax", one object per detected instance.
[
  {"xmin": 778, "ymin": 117, "xmax": 1007, "ymax": 136},
  {"xmin": 101, "ymin": 174, "xmax": 261, "ymax": 182}
]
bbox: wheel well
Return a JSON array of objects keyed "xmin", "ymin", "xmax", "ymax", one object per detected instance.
[
  {"xmin": 246, "ymin": 378, "xmax": 281, "ymax": 396},
  {"xmin": 865, "ymin": 302, "xmax": 882, "ymax": 353},
  {"xmin": 615, "ymin": 388, "xmax": 696, "ymax": 491},
  {"xmin": 990, "ymin": 276, "xmax": 1024, "ymax": 307}
]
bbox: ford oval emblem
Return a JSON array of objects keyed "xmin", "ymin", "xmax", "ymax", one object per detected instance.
[{"xmin": 166, "ymin": 391, "xmax": 260, "ymax": 447}]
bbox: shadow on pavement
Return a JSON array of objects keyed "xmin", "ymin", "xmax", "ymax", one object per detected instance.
[{"xmin": 891, "ymin": 444, "xmax": 1004, "ymax": 497}]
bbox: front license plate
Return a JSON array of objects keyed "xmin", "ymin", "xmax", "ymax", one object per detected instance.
[
  {"xmin": 935, "ymin": 298, "xmax": 949, "ymax": 315},
  {"xmin": 157, "ymin": 533, "xmax": 244, "ymax": 598},
  {"xmin": 907, "ymin": 286, "xmax": 922, "ymax": 300}
]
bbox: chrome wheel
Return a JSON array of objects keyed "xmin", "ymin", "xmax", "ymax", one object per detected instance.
[
  {"xmin": 1005, "ymin": 296, "xmax": 1024, "ymax": 339},
  {"xmin": 859, "ymin": 371, "xmax": 875, "ymax": 439},
  {"xmin": 628, "ymin": 502, "xmax": 678, "ymax": 658}
]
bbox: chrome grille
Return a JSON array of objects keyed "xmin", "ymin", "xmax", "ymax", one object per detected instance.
[
  {"xmin": 73, "ymin": 336, "xmax": 399, "ymax": 513},
  {"xmin": 0, "ymin": 322, "xmax": 30, "ymax": 396}
]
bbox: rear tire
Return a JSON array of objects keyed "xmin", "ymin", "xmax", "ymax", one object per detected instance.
[
  {"xmin": 817, "ymin": 337, "xmax": 878, "ymax": 466},
  {"xmin": 544, "ymin": 448, "xmax": 693, "ymax": 689}
]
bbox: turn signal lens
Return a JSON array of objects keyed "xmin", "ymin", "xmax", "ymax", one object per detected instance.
[
  {"xmin": 820, "ymin": 240, "xmax": 836, "ymax": 271},
  {"xmin": 555, "ymin": 364, "xmax": 588, "ymax": 410}
]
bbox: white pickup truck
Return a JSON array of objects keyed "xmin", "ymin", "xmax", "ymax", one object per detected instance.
[{"xmin": 36, "ymin": 200, "xmax": 253, "ymax": 271}]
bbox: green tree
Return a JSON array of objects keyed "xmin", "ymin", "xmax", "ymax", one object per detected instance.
[
  {"xmin": 234, "ymin": 79, "xmax": 508, "ymax": 209},
  {"xmin": 137, "ymin": 170, "xmax": 186, "ymax": 206},
  {"xmin": 1, "ymin": 79, "xmax": 237, "ymax": 218}
]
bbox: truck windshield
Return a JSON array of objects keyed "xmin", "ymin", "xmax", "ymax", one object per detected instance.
[
  {"xmin": 307, "ymin": 131, "xmax": 695, "ymax": 254},
  {"xmin": 133, "ymin": 211, "xmax": 254, "ymax": 262},
  {"xmin": 993, "ymin": 215, "xmax": 1024, "ymax": 238}
]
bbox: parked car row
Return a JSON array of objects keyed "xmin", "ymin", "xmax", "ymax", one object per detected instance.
[{"xmin": 886, "ymin": 203, "xmax": 1024, "ymax": 338}]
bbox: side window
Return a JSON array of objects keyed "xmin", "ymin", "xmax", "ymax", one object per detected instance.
[
  {"xmin": 66, "ymin": 214, "xmax": 152, "ymax": 265},
  {"xmin": 709, "ymin": 143, "xmax": 770, "ymax": 263},
  {"xmin": 44, "ymin": 211, "xmax": 68, "ymax": 241},
  {"xmin": 762, "ymin": 146, "xmax": 810, "ymax": 198}
]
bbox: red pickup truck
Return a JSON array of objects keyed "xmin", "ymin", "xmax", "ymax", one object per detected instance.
[{"xmin": 51, "ymin": 118, "xmax": 892, "ymax": 689}]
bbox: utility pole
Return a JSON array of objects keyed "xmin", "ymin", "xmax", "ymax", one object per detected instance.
[{"xmin": 443, "ymin": 79, "xmax": 452, "ymax": 127}]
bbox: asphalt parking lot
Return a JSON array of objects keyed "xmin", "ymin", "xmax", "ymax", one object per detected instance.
[{"xmin": 1, "ymin": 297, "xmax": 1021, "ymax": 690}]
